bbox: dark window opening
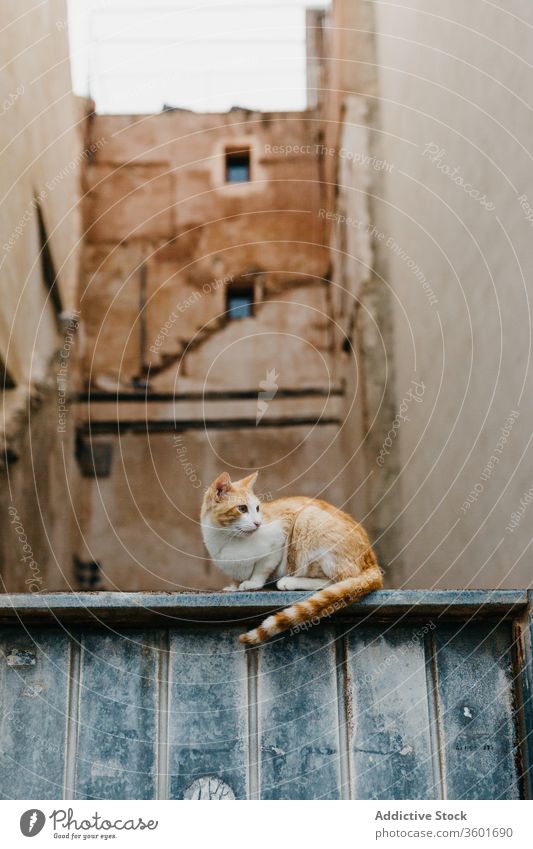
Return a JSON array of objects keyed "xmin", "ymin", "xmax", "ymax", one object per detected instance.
[
  {"xmin": 76, "ymin": 436, "xmax": 113, "ymax": 478},
  {"xmin": 0, "ymin": 359, "xmax": 15, "ymax": 390},
  {"xmin": 226, "ymin": 284, "xmax": 254, "ymax": 319},
  {"xmin": 225, "ymin": 147, "xmax": 251, "ymax": 183},
  {"xmin": 36, "ymin": 201, "xmax": 63, "ymax": 317},
  {"xmin": 74, "ymin": 556, "xmax": 102, "ymax": 589}
]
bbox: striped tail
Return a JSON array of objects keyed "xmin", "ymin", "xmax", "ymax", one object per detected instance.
[{"xmin": 239, "ymin": 566, "xmax": 383, "ymax": 646}]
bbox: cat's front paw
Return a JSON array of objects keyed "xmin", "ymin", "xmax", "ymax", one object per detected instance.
[
  {"xmin": 237, "ymin": 580, "xmax": 264, "ymax": 591},
  {"xmin": 276, "ymin": 577, "xmax": 294, "ymax": 591},
  {"xmin": 222, "ymin": 584, "xmax": 238, "ymax": 592}
]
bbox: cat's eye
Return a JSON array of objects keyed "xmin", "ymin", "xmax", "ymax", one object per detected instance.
[
  {"xmin": 237, "ymin": 505, "xmax": 248, "ymax": 513},
  {"xmin": 256, "ymin": 505, "xmax": 260, "ymax": 512}
]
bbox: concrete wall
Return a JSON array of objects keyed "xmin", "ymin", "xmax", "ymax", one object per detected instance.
[
  {"xmin": 331, "ymin": 95, "xmax": 403, "ymax": 577},
  {"xmin": 318, "ymin": 1, "xmax": 403, "ymax": 577},
  {"xmin": 0, "ymin": 0, "xmax": 83, "ymax": 591},
  {"xmin": 369, "ymin": 0, "xmax": 533, "ymax": 587},
  {"xmin": 0, "ymin": 387, "xmax": 80, "ymax": 592},
  {"xmin": 0, "ymin": 0, "xmax": 82, "ymax": 382}
]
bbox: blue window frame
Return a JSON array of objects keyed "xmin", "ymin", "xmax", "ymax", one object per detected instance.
[
  {"xmin": 227, "ymin": 285, "xmax": 254, "ymax": 319},
  {"xmin": 225, "ymin": 147, "xmax": 251, "ymax": 182}
]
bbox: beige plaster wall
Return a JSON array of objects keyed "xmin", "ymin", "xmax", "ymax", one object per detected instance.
[
  {"xmin": 80, "ymin": 425, "xmax": 349, "ymax": 591},
  {"xmin": 371, "ymin": 0, "xmax": 533, "ymax": 587},
  {"xmin": 0, "ymin": 0, "xmax": 83, "ymax": 591}
]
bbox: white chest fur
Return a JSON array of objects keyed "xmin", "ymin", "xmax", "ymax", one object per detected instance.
[{"xmin": 201, "ymin": 518, "xmax": 286, "ymax": 582}]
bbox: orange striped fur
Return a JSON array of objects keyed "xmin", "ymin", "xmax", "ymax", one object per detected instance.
[{"xmin": 239, "ymin": 569, "xmax": 383, "ymax": 646}]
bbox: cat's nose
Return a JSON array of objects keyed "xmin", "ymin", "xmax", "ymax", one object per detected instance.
[{"xmin": 254, "ymin": 520, "xmax": 261, "ymax": 528}]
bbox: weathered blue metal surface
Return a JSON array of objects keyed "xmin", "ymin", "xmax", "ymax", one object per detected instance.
[
  {"xmin": 0, "ymin": 589, "xmax": 526, "ymax": 622},
  {"xmin": 0, "ymin": 591, "xmax": 530, "ymax": 799},
  {"xmin": 347, "ymin": 624, "xmax": 438, "ymax": 799},
  {"xmin": 74, "ymin": 631, "xmax": 159, "ymax": 800},
  {"xmin": 259, "ymin": 628, "xmax": 341, "ymax": 799},
  {"xmin": 434, "ymin": 622, "xmax": 519, "ymax": 800},
  {"xmin": 167, "ymin": 629, "xmax": 248, "ymax": 800},
  {"xmin": 0, "ymin": 629, "xmax": 70, "ymax": 799}
]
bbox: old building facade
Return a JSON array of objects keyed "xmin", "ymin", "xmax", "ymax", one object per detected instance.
[
  {"xmin": 77, "ymin": 107, "xmax": 357, "ymax": 590},
  {"xmin": 1, "ymin": 0, "xmax": 532, "ymax": 593}
]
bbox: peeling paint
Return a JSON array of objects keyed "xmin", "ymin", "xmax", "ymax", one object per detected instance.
[
  {"xmin": 91, "ymin": 760, "xmax": 123, "ymax": 777},
  {"xmin": 22, "ymin": 683, "xmax": 44, "ymax": 698},
  {"xmin": 6, "ymin": 649, "xmax": 36, "ymax": 667},
  {"xmin": 264, "ymin": 745, "xmax": 286, "ymax": 757}
]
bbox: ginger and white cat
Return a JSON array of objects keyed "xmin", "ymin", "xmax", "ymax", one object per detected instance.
[{"xmin": 201, "ymin": 471, "xmax": 382, "ymax": 645}]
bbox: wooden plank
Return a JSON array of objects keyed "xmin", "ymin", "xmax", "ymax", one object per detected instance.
[
  {"xmin": 0, "ymin": 629, "xmax": 70, "ymax": 798},
  {"xmin": 0, "ymin": 590, "xmax": 526, "ymax": 626},
  {"xmin": 434, "ymin": 621, "xmax": 520, "ymax": 799},
  {"xmin": 346, "ymin": 623, "xmax": 438, "ymax": 799},
  {"xmin": 258, "ymin": 627, "xmax": 341, "ymax": 799},
  {"xmin": 74, "ymin": 630, "xmax": 159, "ymax": 799},
  {"xmin": 167, "ymin": 628, "xmax": 248, "ymax": 800}
]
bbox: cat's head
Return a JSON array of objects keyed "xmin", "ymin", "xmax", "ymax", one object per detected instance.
[{"xmin": 201, "ymin": 471, "xmax": 262, "ymax": 534}]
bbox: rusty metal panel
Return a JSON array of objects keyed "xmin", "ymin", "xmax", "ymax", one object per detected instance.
[
  {"xmin": 434, "ymin": 621, "xmax": 520, "ymax": 799},
  {"xmin": 346, "ymin": 624, "xmax": 438, "ymax": 799},
  {"xmin": 258, "ymin": 628, "xmax": 341, "ymax": 799},
  {"xmin": 74, "ymin": 631, "xmax": 160, "ymax": 800},
  {"xmin": 0, "ymin": 629, "xmax": 71, "ymax": 799}
]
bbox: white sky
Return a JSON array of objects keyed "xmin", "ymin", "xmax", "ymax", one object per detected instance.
[{"xmin": 66, "ymin": 0, "xmax": 327, "ymax": 114}]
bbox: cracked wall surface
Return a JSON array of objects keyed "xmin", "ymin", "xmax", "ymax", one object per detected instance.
[{"xmin": 81, "ymin": 109, "xmax": 332, "ymax": 393}]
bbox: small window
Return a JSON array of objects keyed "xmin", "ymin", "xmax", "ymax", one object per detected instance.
[
  {"xmin": 73, "ymin": 556, "xmax": 102, "ymax": 589},
  {"xmin": 226, "ymin": 284, "xmax": 254, "ymax": 319},
  {"xmin": 225, "ymin": 147, "xmax": 251, "ymax": 183}
]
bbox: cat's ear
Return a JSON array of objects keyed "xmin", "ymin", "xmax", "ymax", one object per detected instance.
[
  {"xmin": 213, "ymin": 471, "xmax": 232, "ymax": 500},
  {"xmin": 241, "ymin": 471, "xmax": 258, "ymax": 489}
]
